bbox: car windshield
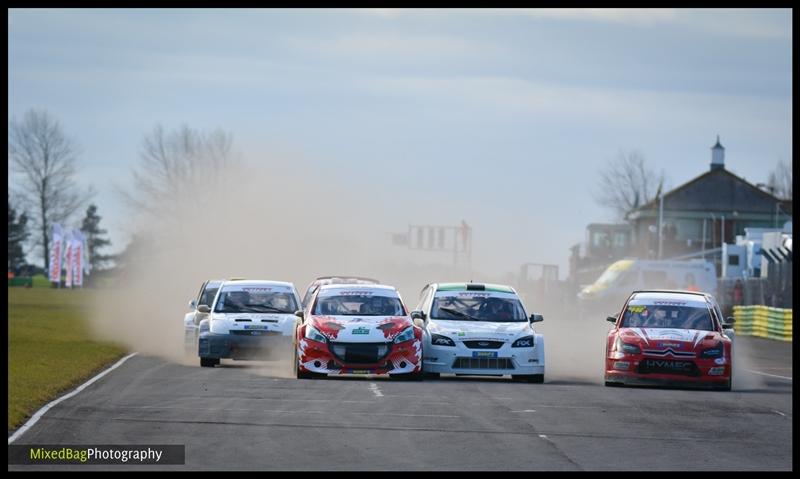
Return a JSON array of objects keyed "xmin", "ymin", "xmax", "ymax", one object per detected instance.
[
  {"xmin": 431, "ymin": 294, "xmax": 527, "ymax": 322},
  {"xmin": 313, "ymin": 294, "xmax": 405, "ymax": 316},
  {"xmin": 199, "ymin": 287, "xmax": 219, "ymax": 307},
  {"xmin": 621, "ymin": 302, "xmax": 714, "ymax": 331},
  {"xmin": 214, "ymin": 289, "xmax": 298, "ymax": 313}
]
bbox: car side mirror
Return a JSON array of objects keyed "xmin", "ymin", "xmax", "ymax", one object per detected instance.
[
  {"xmin": 410, "ymin": 310, "xmax": 426, "ymax": 320},
  {"xmin": 189, "ymin": 299, "xmax": 197, "ymax": 310},
  {"xmin": 294, "ymin": 310, "xmax": 304, "ymax": 319},
  {"xmin": 606, "ymin": 316, "xmax": 617, "ymax": 323},
  {"xmin": 723, "ymin": 316, "xmax": 735, "ymax": 328},
  {"xmin": 530, "ymin": 314, "xmax": 544, "ymax": 323},
  {"xmin": 197, "ymin": 305, "xmax": 211, "ymax": 314}
]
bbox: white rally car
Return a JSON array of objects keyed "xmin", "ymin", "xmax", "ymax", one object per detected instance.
[
  {"xmin": 197, "ymin": 280, "xmax": 302, "ymax": 367},
  {"xmin": 413, "ymin": 283, "xmax": 545, "ymax": 382},
  {"xmin": 183, "ymin": 279, "xmax": 223, "ymax": 353}
]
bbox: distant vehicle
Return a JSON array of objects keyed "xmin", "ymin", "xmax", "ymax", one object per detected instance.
[
  {"xmin": 294, "ymin": 283, "xmax": 422, "ymax": 379},
  {"xmin": 301, "ymin": 276, "xmax": 380, "ymax": 307},
  {"xmin": 578, "ymin": 259, "xmax": 717, "ymax": 313},
  {"xmin": 413, "ymin": 282, "xmax": 545, "ymax": 383},
  {"xmin": 604, "ymin": 290, "xmax": 734, "ymax": 391},
  {"xmin": 183, "ymin": 280, "xmax": 223, "ymax": 353},
  {"xmin": 197, "ymin": 280, "xmax": 302, "ymax": 367}
]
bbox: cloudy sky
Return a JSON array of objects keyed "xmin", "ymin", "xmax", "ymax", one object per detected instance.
[{"xmin": 7, "ymin": 8, "xmax": 792, "ymax": 276}]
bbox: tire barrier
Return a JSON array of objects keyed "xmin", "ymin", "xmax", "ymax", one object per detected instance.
[{"xmin": 733, "ymin": 305, "xmax": 792, "ymax": 342}]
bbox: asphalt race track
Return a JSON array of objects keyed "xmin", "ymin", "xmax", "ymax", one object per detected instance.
[{"xmin": 9, "ymin": 336, "xmax": 792, "ymax": 470}]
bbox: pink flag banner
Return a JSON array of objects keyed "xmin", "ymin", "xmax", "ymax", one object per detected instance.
[
  {"xmin": 64, "ymin": 232, "xmax": 74, "ymax": 288},
  {"xmin": 48, "ymin": 223, "xmax": 63, "ymax": 283},
  {"xmin": 73, "ymin": 231, "xmax": 84, "ymax": 287}
]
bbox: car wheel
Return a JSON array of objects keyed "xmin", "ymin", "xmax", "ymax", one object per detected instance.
[
  {"xmin": 512, "ymin": 374, "xmax": 543, "ymax": 383},
  {"xmin": 200, "ymin": 357, "xmax": 219, "ymax": 368},
  {"xmin": 423, "ymin": 371, "xmax": 440, "ymax": 380}
]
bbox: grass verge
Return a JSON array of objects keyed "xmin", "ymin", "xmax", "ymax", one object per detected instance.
[{"xmin": 8, "ymin": 287, "xmax": 128, "ymax": 431}]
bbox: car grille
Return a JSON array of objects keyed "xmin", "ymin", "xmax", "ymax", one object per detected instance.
[
  {"xmin": 330, "ymin": 342, "xmax": 391, "ymax": 364},
  {"xmin": 638, "ymin": 359, "xmax": 700, "ymax": 377},
  {"xmin": 230, "ymin": 330, "xmax": 281, "ymax": 336},
  {"xmin": 463, "ymin": 340, "xmax": 505, "ymax": 349},
  {"xmin": 452, "ymin": 357, "xmax": 514, "ymax": 370}
]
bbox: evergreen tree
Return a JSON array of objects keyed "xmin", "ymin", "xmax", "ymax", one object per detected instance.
[
  {"xmin": 80, "ymin": 204, "xmax": 113, "ymax": 271},
  {"xmin": 8, "ymin": 196, "xmax": 30, "ymax": 272}
]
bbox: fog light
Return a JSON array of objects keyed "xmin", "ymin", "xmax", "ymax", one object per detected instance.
[
  {"xmin": 399, "ymin": 361, "xmax": 407, "ymax": 368},
  {"xmin": 614, "ymin": 361, "xmax": 630, "ymax": 370},
  {"xmin": 314, "ymin": 361, "xmax": 321, "ymax": 368},
  {"xmin": 708, "ymin": 367, "xmax": 725, "ymax": 376}
]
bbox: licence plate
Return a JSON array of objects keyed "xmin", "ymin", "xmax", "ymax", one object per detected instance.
[{"xmin": 472, "ymin": 351, "xmax": 498, "ymax": 358}]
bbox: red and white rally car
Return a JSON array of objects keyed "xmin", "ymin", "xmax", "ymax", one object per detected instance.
[
  {"xmin": 605, "ymin": 290, "xmax": 735, "ymax": 391},
  {"xmin": 294, "ymin": 283, "xmax": 422, "ymax": 379}
]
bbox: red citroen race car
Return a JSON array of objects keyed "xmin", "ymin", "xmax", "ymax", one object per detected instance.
[
  {"xmin": 295, "ymin": 283, "xmax": 423, "ymax": 380},
  {"xmin": 605, "ymin": 290, "xmax": 735, "ymax": 391}
]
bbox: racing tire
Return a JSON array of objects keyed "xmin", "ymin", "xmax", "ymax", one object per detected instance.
[
  {"xmin": 296, "ymin": 369, "xmax": 316, "ymax": 379},
  {"xmin": 513, "ymin": 374, "xmax": 544, "ymax": 383},
  {"xmin": 715, "ymin": 376, "xmax": 732, "ymax": 392},
  {"xmin": 200, "ymin": 357, "xmax": 219, "ymax": 368},
  {"xmin": 390, "ymin": 370, "xmax": 423, "ymax": 381}
]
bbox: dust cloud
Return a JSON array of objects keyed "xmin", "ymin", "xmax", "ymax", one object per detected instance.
[{"xmin": 88, "ymin": 154, "xmax": 751, "ymax": 387}]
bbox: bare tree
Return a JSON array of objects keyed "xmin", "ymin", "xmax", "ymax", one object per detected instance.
[
  {"xmin": 119, "ymin": 124, "xmax": 238, "ymax": 218},
  {"xmin": 9, "ymin": 109, "xmax": 94, "ymax": 269},
  {"xmin": 767, "ymin": 160, "xmax": 792, "ymax": 200},
  {"xmin": 593, "ymin": 150, "xmax": 665, "ymax": 221}
]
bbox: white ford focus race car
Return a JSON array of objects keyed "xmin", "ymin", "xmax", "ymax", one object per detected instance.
[
  {"xmin": 197, "ymin": 280, "xmax": 302, "ymax": 367},
  {"xmin": 413, "ymin": 283, "xmax": 545, "ymax": 382},
  {"xmin": 183, "ymin": 279, "xmax": 223, "ymax": 353}
]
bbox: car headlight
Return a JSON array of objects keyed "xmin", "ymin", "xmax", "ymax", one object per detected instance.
[
  {"xmin": 305, "ymin": 325, "xmax": 327, "ymax": 343},
  {"xmin": 394, "ymin": 327, "xmax": 415, "ymax": 344},
  {"xmin": 616, "ymin": 337, "xmax": 640, "ymax": 355},
  {"xmin": 512, "ymin": 336, "xmax": 534, "ymax": 348},
  {"xmin": 431, "ymin": 333, "xmax": 455, "ymax": 347},
  {"xmin": 700, "ymin": 343, "xmax": 723, "ymax": 358}
]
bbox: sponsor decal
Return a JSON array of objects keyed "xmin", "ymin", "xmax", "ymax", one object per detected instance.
[
  {"xmin": 339, "ymin": 291, "xmax": 374, "ymax": 296},
  {"xmin": 653, "ymin": 301, "xmax": 686, "ymax": 306},
  {"xmin": 457, "ymin": 292, "xmax": 490, "ymax": 297},
  {"xmin": 457, "ymin": 332, "xmax": 466, "ymax": 336},
  {"xmin": 242, "ymin": 288, "xmax": 273, "ymax": 292},
  {"xmin": 658, "ymin": 342, "xmax": 681, "ymax": 349},
  {"xmin": 472, "ymin": 351, "xmax": 498, "ymax": 358},
  {"xmin": 714, "ymin": 358, "xmax": 727, "ymax": 365},
  {"xmin": 628, "ymin": 305, "xmax": 646, "ymax": 313},
  {"xmin": 352, "ymin": 327, "xmax": 370, "ymax": 335}
]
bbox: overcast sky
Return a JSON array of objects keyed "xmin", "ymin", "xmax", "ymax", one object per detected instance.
[{"xmin": 7, "ymin": 8, "xmax": 792, "ymax": 276}]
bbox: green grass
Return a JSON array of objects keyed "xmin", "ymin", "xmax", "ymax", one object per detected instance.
[
  {"xmin": 8, "ymin": 288, "xmax": 128, "ymax": 431},
  {"xmin": 31, "ymin": 274, "xmax": 51, "ymax": 288}
]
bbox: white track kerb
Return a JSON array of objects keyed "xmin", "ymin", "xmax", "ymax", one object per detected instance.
[{"xmin": 8, "ymin": 352, "xmax": 139, "ymax": 444}]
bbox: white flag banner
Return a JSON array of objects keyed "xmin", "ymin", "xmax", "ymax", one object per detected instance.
[
  {"xmin": 64, "ymin": 230, "xmax": 74, "ymax": 288},
  {"xmin": 82, "ymin": 231, "xmax": 91, "ymax": 276},
  {"xmin": 73, "ymin": 230, "xmax": 84, "ymax": 287},
  {"xmin": 48, "ymin": 223, "xmax": 64, "ymax": 283}
]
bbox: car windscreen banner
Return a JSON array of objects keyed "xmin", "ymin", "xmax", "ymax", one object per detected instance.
[
  {"xmin": 433, "ymin": 291, "xmax": 519, "ymax": 300},
  {"xmin": 317, "ymin": 288, "xmax": 397, "ymax": 299}
]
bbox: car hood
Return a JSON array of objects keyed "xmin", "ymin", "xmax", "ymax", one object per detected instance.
[
  {"xmin": 309, "ymin": 315, "xmax": 413, "ymax": 342},
  {"xmin": 428, "ymin": 319, "xmax": 531, "ymax": 340},
  {"xmin": 209, "ymin": 312, "xmax": 297, "ymax": 334},
  {"xmin": 620, "ymin": 327, "xmax": 723, "ymax": 349}
]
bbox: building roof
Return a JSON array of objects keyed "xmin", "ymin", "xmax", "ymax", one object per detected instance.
[{"xmin": 629, "ymin": 167, "xmax": 784, "ymax": 217}]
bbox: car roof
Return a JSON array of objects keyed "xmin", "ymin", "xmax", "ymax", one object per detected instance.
[
  {"xmin": 433, "ymin": 282, "xmax": 517, "ymax": 294},
  {"xmin": 220, "ymin": 279, "xmax": 296, "ymax": 289},
  {"xmin": 312, "ymin": 276, "xmax": 380, "ymax": 284},
  {"xmin": 629, "ymin": 290, "xmax": 711, "ymax": 305},
  {"xmin": 318, "ymin": 283, "xmax": 397, "ymax": 293}
]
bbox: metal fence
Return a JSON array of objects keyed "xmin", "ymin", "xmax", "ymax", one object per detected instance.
[{"xmin": 718, "ymin": 262, "xmax": 792, "ymax": 316}]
